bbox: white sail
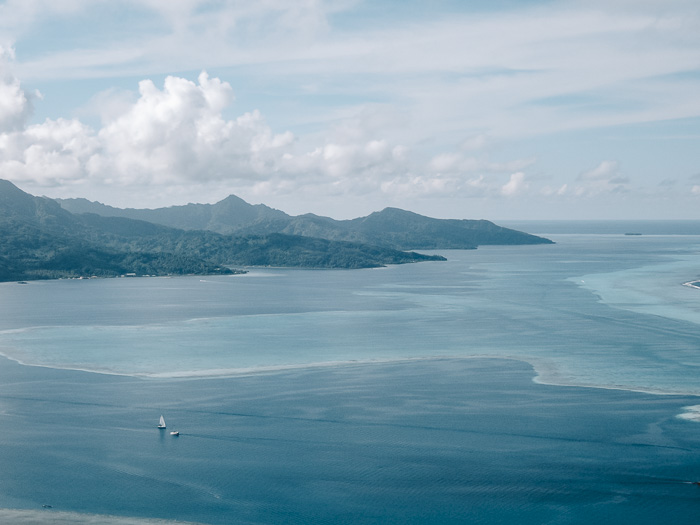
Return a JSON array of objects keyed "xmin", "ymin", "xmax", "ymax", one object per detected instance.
[{"xmin": 158, "ymin": 415, "xmax": 166, "ymax": 428}]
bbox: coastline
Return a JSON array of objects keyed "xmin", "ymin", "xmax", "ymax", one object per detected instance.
[
  {"xmin": 2, "ymin": 348, "xmax": 700, "ymax": 400},
  {"xmin": 4, "ymin": 238, "xmax": 700, "ymax": 401},
  {"xmin": 0, "ymin": 509, "xmax": 203, "ymax": 525}
]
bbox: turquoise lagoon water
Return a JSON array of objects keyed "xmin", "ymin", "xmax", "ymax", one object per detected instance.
[
  {"xmin": 1, "ymin": 229, "xmax": 700, "ymax": 524},
  {"xmin": 1, "ymin": 232, "xmax": 700, "ymax": 393}
]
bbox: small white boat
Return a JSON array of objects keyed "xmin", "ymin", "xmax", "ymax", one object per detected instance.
[
  {"xmin": 170, "ymin": 431, "xmax": 179, "ymax": 436},
  {"xmin": 157, "ymin": 415, "xmax": 166, "ymax": 429}
]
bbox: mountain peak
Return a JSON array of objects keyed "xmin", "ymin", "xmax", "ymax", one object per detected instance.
[
  {"xmin": 216, "ymin": 194, "xmax": 252, "ymax": 208},
  {"xmin": 0, "ymin": 179, "xmax": 73, "ymax": 227},
  {"xmin": 18, "ymin": 179, "xmax": 551, "ymax": 248}
]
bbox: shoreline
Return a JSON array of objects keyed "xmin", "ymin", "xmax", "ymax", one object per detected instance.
[
  {"xmin": 0, "ymin": 270, "xmax": 249, "ymax": 286},
  {"xmin": 0, "ymin": 509, "xmax": 204, "ymax": 525},
  {"xmin": 2, "ymin": 349, "xmax": 700, "ymax": 400}
]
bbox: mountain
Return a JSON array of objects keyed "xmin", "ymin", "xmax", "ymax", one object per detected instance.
[
  {"xmin": 57, "ymin": 195, "xmax": 286, "ymax": 234},
  {"xmin": 0, "ymin": 180, "xmax": 234, "ymax": 281},
  {"xmin": 58, "ymin": 196, "xmax": 552, "ymax": 249},
  {"xmin": 332, "ymin": 208, "xmax": 548, "ymax": 249},
  {"xmin": 75, "ymin": 213, "xmax": 446, "ymax": 269},
  {"xmin": 0, "ymin": 181, "xmax": 446, "ymax": 282}
]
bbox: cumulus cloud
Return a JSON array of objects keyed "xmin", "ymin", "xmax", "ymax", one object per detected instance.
[
  {"xmin": 273, "ymin": 139, "xmax": 412, "ymax": 199},
  {"xmin": 0, "ymin": 71, "xmax": 299, "ymax": 195},
  {"xmin": 0, "ymin": 47, "xmax": 34, "ymax": 132},
  {"xmin": 573, "ymin": 160, "xmax": 630, "ymax": 196},
  {"xmin": 501, "ymin": 172, "xmax": 528, "ymax": 196},
  {"xmin": 0, "ymin": 70, "xmax": 429, "ymax": 203},
  {"xmin": 428, "ymin": 153, "xmax": 465, "ymax": 173},
  {"xmin": 93, "ymin": 72, "xmax": 255, "ymax": 184},
  {"xmin": 0, "ymin": 68, "xmax": 415, "ymax": 202},
  {"xmin": 0, "ymin": 74, "xmax": 32, "ymax": 132},
  {"xmin": 7, "ymin": 118, "xmax": 98, "ymax": 184},
  {"xmin": 578, "ymin": 160, "xmax": 620, "ymax": 181},
  {"xmin": 381, "ymin": 150, "xmax": 537, "ymax": 201},
  {"xmin": 540, "ymin": 184, "xmax": 568, "ymax": 197},
  {"xmin": 427, "ymin": 152, "xmax": 535, "ymax": 176},
  {"xmin": 0, "ymin": 66, "xmax": 547, "ymax": 207}
]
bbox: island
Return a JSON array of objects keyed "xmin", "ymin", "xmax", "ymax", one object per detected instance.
[{"xmin": 1, "ymin": 179, "xmax": 550, "ymax": 282}]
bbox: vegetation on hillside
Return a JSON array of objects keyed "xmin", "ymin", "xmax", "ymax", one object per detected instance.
[{"xmin": 0, "ymin": 180, "xmax": 447, "ymax": 282}]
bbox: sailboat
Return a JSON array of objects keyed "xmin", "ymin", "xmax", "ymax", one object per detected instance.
[{"xmin": 157, "ymin": 415, "xmax": 166, "ymax": 429}]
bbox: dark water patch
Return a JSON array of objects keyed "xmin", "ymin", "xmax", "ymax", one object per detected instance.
[{"xmin": 1, "ymin": 356, "xmax": 700, "ymax": 524}]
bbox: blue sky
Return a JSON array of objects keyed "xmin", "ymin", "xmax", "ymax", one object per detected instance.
[{"xmin": 0, "ymin": 0, "xmax": 699, "ymax": 219}]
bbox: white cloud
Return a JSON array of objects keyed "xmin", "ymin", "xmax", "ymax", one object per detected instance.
[
  {"xmin": 0, "ymin": 64, "xmax": 658, "ymax": 214},
  {"xmin": 573, "ymin": 160, "xmax": 632, "ymax": 197},
  {"xmin": 379, "ymin": 173, "xmax": 461, "ymax": 199},
  {"xmin": 578, "ymin": 160, "xmax": 620, "ymax": 181},
  {"xmin": 0, "ymin": 73, "xmax": 31, "ymax": 132},
  {"xmin": 89, "ymin": 72, "xmax": 299, "ymax": 188},
  {"xmin": 501, "ymin": 172, "xmax": 528, "ymax": 196},
  {"xmin": 427, "ymin": 152, "xmax": 535, "ymax": 176},
  {"xmin": 10, "ymin": 2, "xmax": 700, "ymax": 141},
  {"xmin": 0, "ymin": 49, "xmax": 34, "ymax": 132},
  {"xmin": 0, "ymin": 0, "xmax": 696, "ymax": 219},
  {"xmin": 0, "ymin": 72, "xmax": 299, "ymax": 196},
  {"xmin": 0, "ymin": 45, "xmax": 15, "ymax": 61},
  {"xmin": 0, "ymin": 117, "xmax": 98, "ymax": 186},
  {"xmin": 428, "ymin": 153, "xmax": 462, "ymax": 173},
  {"xmin": 277, "ymin": 138, "xmax": 406, "ymax": 191},
  {"xmin": 540, "ymin": 184, "xmax": 568, "ymax": 197},
  {"xmin": 0, "ymin": 71, "xmax": 427, "ymax": 204}
]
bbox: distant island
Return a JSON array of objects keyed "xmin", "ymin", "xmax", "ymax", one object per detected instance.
[
  {"xmin": 57, "ymin": 195, "xmax": 554, "ymax": 251},
  {"xmin": 0, "ymin": 179, "xmax": 552, "ymax": 282}
]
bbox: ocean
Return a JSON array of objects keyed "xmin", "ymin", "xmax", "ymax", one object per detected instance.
[{"xmin": 0, "ymin": 224, "xmax": 699, "ymax": 523}]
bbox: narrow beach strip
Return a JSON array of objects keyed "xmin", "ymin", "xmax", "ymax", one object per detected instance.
[{"xmin": 0, "ymin": 509, "xmax": 203, "ymax": 525}]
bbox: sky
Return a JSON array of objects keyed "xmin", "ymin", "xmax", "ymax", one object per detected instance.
[{"xmin": 0, "ymin": 0, "xmax": 699, "ymax": 220}]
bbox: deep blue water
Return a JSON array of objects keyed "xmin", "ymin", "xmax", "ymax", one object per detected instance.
[
  {"xmin": 0, "ymin": 229, "xmax": 700, "ymax": 523},
  {"xmin": 1, "ymin": 358, "xmax": 699, "ymax": 524}
]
